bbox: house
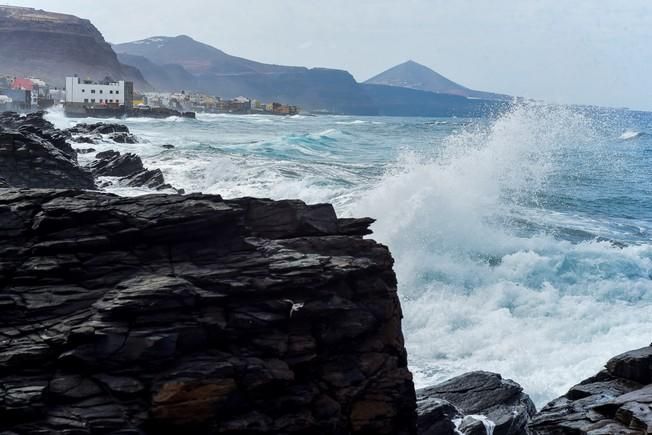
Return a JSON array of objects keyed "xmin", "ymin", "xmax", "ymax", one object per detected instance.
[{"xmin": 64, "ymin": 77, "xmax": 134, "ymax": 115}]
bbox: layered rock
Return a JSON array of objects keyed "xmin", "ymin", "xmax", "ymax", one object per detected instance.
[
  {"xmin": 0, "ymin": 190, "xmax": 416, "ymax": 434},
  {"xmin": 0, "ymin": 112, "xmax": 96, "ymax": 189},
  {"xmin": 417, "ymin": 371, "xmax": 535, "ymax": 435},
  {"xmin": 530, "ymin": 345, "xmax": 652, "ymax": 434},
  {"xmin": 0, "ymin": 5, "xmax": 148, "ymax": 88},
  {"xmin": 88, "ymin": 150, "xmax": 175, "ymax": 191}
]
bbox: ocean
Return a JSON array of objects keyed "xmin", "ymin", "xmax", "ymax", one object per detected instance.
[{"xmin": 47, "ymin": 104, "xmax": 652, "ymax": 407}]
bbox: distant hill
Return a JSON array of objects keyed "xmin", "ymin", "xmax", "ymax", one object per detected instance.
[
  {"xmin": 365, "ymin": 60, "xmax": 511, "ymax": 101},
  {"xmin": 0, "ymin": 5, "xmax": 149, "ymax": 89},
  {"xmin": 114, "ymin": 35, "xmax": 378, "ymax": 114}
]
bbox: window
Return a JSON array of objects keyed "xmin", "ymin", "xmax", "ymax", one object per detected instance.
[
  {"xmin": 116, "ymin": 91, "xmax": 120, "ymax": 95},
  {"xmin": 100, "ymin": 99, "xmax": 103, "ymax": 103},
  {"xmin": 82, "ymin": 89, "xmax": 85, "ymax": 93},
  {"xmin": 91, "ymin": 90, "xmax": 95, "ymax": 94},
  {"xmin": 91, "ymin": 99, "xmax": 95, "ymax": 103},
  {"xmin": 109, "ymin": 90, "xmax": 113, "ymax": 94},
  {"xmin": 99, "ymin": 90, "xmax": 103, "ymax": 94},
  {"xmin": 84, "ymin": 98, "xmax": 88, "ymax": 103}
]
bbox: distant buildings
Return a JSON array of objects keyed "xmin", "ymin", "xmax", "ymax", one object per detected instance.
[
  {"xmin": 65, "ymin": 76, "xmax": 133, "ymax": 108},
  {"xmin": 141, "ymin": 91, "xmax": 299, "ymax": 116}
]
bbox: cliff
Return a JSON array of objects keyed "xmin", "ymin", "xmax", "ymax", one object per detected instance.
[
  {"xmin": 0, "ymin": 5, "xmax": 149, "ymax": 89},
  {"xmin": 0, "ymin": 189, "xmax": 416, "ymax": 434}
]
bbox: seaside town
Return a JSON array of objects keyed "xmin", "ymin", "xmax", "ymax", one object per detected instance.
[{"xmin": 0, "ymin": 75, "xmax": 300, "ymax": 118}]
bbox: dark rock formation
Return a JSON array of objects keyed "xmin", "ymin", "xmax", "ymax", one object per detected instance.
[
  {"xmin": 417, "ymin": 371, "xmax": 535, "ymax": 435},
  {"xmin": 88, "ymin": 150, "xmax": 145, "ymax": 177},
  {"xmin": 108, "ymin": 132, "xmax": 139, "ymax": 144},
  {"xmin": 530, "ymin": 345, "xmax": 652, "ymax": 434},
  {"xmin": 162, "ymin": 144, "xmax": 175, "ymax": 149},
  {"xmin": 0, "ymin": 190, "xmax": 416, "ymax": 434},
  {"xmin": 67, "ymin": 122, "xmax": 130, "ymax": 135},
  {"xmin": 71, "ymin": 136, "xmax": 97, "ymax": 144},
  {"xmin": 0, "ymin": 5, "xmax": 149, "ymax": 88},
  {"xmin": 0, "ymin": 112, "xmax": 96, "ymax": 189},
  {"xmin": 77, "ymin": 147, "xmax": 97, "ymax": 154},
  {"xmin": 120, "ymin": 168, "xmax": 174, "ymax": 191}
]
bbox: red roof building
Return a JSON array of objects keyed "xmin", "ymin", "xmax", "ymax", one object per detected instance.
[{"xmin": 11, "ymin": 77, "xmax": 34, "ymax": 91}]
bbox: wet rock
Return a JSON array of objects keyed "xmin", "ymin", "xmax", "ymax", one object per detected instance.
[
  {"xmin": 530, "ymin": 345, "xmax": 652, "ymax": 434},
  {"xmin": 417, "ymin": 371, "xmax": 535, "ymax": 435},
  {"xmin": 67, "ymin": 122, "xmax": 130, "ymax": 135},
  {"xmin": 417, "ymin": 398, "xmax": 460, "ymax": 435},
  {"xmin": 88, "ymin": 150, "xmax": 144, "ymax": 177},
  {"xmin": 108, "ymin": 132, "xmax": 138, "ymax": 144},
  {"xmin": 0, "ymin": 176, "xmax": 10, "ymax": 187},
  {"xmin": 0, "ymin": 112, "xmax": 96, "ymax": 189},
  {"xmin": 77, "ymin": 147, "xmax": 97, "ymax": 154},
  {"xmin": 161, "ymin": 144, "xmax": 175, "ymax": 149},
  {"xmin": 0, "ymin": 190, "xmax": 416, "ymax": 434},
  {"xmin": 120, "ymin": 168, "xmax": 173, "ymax": 191},
  {"xmin": 71, "ymin": 135, "xmax": 96, "ymax": 144}
]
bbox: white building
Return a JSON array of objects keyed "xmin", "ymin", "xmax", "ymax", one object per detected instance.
[{"xmin": 65, "ymin": 77, "xmax": 132, "ymax": 107}]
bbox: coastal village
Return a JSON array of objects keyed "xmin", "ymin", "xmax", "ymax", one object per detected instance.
[{"xmin": 0, "ymin": 75, "xmax": 300, "ymax": 117}]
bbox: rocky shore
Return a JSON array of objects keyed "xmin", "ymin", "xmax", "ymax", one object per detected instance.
[{"xmin": 0, "ymin": 111, "xmax": 650, "ymax": 434}]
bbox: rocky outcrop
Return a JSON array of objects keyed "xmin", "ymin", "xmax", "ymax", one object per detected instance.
[
  {"xmin": 67, "ymin": 123, "xmax": 130, "ymax": 135},
  {"xmin": 530, "ymin": 345, "xmax": 652, "ymax": 434},
  {"xmin": 0, "ymin": 190, "xmax": 416, "ymax": 434},
  {"xmin": 417, "ymin": 371, "xmax": 536, "ymax": 435},
  {"xmin": 87, "ymin": 150, "xmax": 175, "ymax": 191},
  {"xmin": 88, "ymin": 150, "xmax": 145, "ymax": 177},
  {"xmin": 0, "ymin": 5, "xmax": 149, "ymax": 88},
  {"xmin": 0, "ymin": 112, "xmax": 96, "ymax": 189}
]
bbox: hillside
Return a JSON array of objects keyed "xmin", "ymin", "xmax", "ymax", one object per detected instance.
[
  {"xmin": 365, "ymin": 60, "xmax": 511, "ymax": 101},
  {"xmin": 114, "ymin": 35, "xmax": 378, "ymax": 114},
  {"xmin": 0, "ymin": 5, "xmax": 149, "ymax": 89}
]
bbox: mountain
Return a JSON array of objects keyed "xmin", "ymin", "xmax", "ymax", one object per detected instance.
[
  {"xmin": 0, "ymin": 5, "xmax": 149, "ymax": 89},
  {"xmin": 114, "ymin": 35, "xmax": 378, "ymax": 114},
  {"xmin": 365, "ymin": 60, "xmax": 511, "ymax": 101}
]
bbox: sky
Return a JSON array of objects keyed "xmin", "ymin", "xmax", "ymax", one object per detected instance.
[{"xmin": 4, "ymin": 0, "xmax": 652, "ymax": 110}]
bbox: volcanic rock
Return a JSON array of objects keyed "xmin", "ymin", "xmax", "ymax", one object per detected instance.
[
  {"xmin": 88, "ymin": 150, "xmax": 145, "ymax": 177},
  {"xmin": 0, "ymin": 190, "xmax": 416, "ymax": 434},
  {"xmin": 530, "ymin": 345, "xmax": 652, "ymax": 434},
  {"xmin": 120, "ymin": 168, "xmax": 173, "ymax": 191},
  {"xmin": 417, "ymin": 371, "xmax": 535, "ymax": 435},
  {"xmin": 0, "ymin": 113, "xmax": 96, "ymax": 189},
  {"xmin": 67, "ymin": 122, "xmax": 130, "ymax": 135},
  {"xmin": 108, "ymin": 132, "xmax": 138, "ymax": 144}
]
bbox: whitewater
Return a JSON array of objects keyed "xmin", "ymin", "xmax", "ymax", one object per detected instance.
[{"xmin": 47, "ymin": 104, "xmax": 652, "ymax": 407}]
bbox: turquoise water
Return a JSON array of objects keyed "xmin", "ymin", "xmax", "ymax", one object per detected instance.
[{"xmin": 48, "ymin": 104, "xmax": 652, "ymax": 406}]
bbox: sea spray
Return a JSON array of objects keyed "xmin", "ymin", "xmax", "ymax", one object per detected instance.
[
  {"xmin": 44, "ymin": 104, "xmax": 652, "ymax": 406},
  {"xmin": 352, "ymin": 104, "xmax": 652, "ymax": 405}
]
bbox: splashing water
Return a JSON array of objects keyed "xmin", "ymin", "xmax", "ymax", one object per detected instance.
[{"xmin": 45, "ymin": 103, "xmax": 652, "ymax": 406}]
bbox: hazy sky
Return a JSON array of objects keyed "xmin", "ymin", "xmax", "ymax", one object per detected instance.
[{"xmin": 5, "ymin": 0, "xmax": 652, "ymax": 110}]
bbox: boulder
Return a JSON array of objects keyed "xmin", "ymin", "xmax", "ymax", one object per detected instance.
[
  {"xmin": 0, "ymin": 190, "xmax": 416, "ymax": 434},
  {"xmin": 88, "ymin": 150, "xmax": 145, "ymax": 177},
  {"xmin": 120, "ymin": 168, "xmax": 174, "ymax": 191},
  {"xmin": 108, "ymin": 132, "xmax": 138, "ymax": 144},
  {"xmin": 417, "ymin": 371, "xmax": 535, "ymax": 435},
  {"xmin": 67, "ymin": 122, "xmax": 130, "ymax": 135},
  {"xmin": 530, "ymin": 345, "xmax": 652, "ymax": 434}
]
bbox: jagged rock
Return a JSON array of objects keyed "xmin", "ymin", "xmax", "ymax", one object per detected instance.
[
  {"xmin": 0, "ymin": 112, "xmax": 96, "ymax": 189},
  {"xmin": 108, "ymin": 132, "xmax": 138, "ymax": 144},
  {"xmin": 0, "ymin": 190, "xmax": 416, "ymax": 434},
  {"xmin": 162, "ymin": 144, "xmax": 175, "ymax": 149},
  {"xmin": 120, "ymin": 168, "xmax": 173, "ymax": 191},
  {"xmin": 72, "ymin": 135, "xmax": 96, "ymax": 144},
  {"xmin": 67, "ymin": 122, "xmax": 130, "ymax": 135},
  {"xmin": 416, "ymin": 398, "xmax": 460, "ymax": 435},
  {"xmin": 0, "ymin": 111, "xmax": 77, "ymax": 160},
  {"xmin": 530, "ymin": 345, "xmax": 652, "ymax": 434},
  {"xmin": 88, "ymin": 150, "xmax": 145, "ymax": 177},
  {"xmin": 417, "ymin": 371, "xmax": 535, "ymax": 435},
  {"xmin": 77, "ymin": 147, "xmax": 97, "ymax": 154},
  {"xmin": 0, "ymin": 176, "xmax": 9, "ymax": 187}
]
